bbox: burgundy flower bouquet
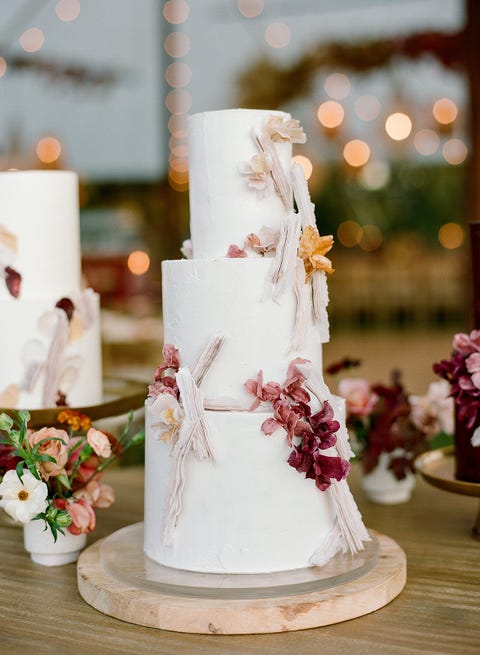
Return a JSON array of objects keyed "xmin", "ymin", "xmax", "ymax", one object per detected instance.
[{"xmin": 433, "ymin": 329, "xmax": 480, "ymax": 482}]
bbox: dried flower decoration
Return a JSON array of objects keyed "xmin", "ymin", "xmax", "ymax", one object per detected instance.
[
  {"xmin": 180, "ymin": 239, "xmax": 193, "ymax": 259},
  {"xmin": 265, "ymin": 115, "xmax": 307, "ymax": 144},
  {"xmin": 298, "ymin": 226, "xmax": 334, "ymax": 281},
  {"xmin": 0, "ymin": 225, "xmax": 18, "ymax": 254},
  {"xmin": 226, "ymin": 244, "xmax": 248, "ymax": 258},
  {"xmin": 244, "ymin": 225, "xmax": 280, "ymax": 256},
  {"xmin": 239, "ymin": 153, "xmax": 272, "ymax": 191},
  {"xmin": 4, "ymin": 266, "xmax": 21, "ymax": 298}
]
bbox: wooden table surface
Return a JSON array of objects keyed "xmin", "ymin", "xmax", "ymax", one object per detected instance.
[{"xmin": 1, "ymin": 463, "xmax": 479, "ymax": 655}]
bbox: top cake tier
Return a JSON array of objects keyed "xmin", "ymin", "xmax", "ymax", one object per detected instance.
[
  {"xmin": 188, "ymin": 108, "xmax": 293, "ymax": 259},
  {"xmin": 0, "ymin": 170, "xmax": 82, "ymax": 299}
]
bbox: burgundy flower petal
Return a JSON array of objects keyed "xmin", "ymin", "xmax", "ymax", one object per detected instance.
[
  {"xmin": 5, "ymin": 266, "xmax": 21, "ymax": 298},
  {"xmin": 55, "ymin": 297, "xmax": 75, "ymax": 321}
]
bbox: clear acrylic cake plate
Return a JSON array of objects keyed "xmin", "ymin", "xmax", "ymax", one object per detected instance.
[
  {"xmin": 98, "ymin": 522, "xmax": 379, "ymax": 600},
  {"xmin": 77, "ymin": 523, "xmax": 406, "ymax": 634}
]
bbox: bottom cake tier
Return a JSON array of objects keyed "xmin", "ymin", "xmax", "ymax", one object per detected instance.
[{"xmin": 144, "ymin": 406, "xmax": 339, "ymax": 574}]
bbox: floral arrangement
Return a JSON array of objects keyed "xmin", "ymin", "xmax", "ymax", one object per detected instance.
[
  {"xmin": 330, "ymin": 360, "xmax": 453, "ymax": 480},
  {"xmin": 433, "ymin": 329, "xmax": 480, "ymax": 446},
  {"xmin": 147, "ymin": 344, "xmax": 184, "ymax": 443},
  {"xmin": 0, "ymin": 409, "xmax": 144, "ymax": 540},
  {"xmin": 245, "ymin": 358, "xmax": 350, "ymax": 491}
]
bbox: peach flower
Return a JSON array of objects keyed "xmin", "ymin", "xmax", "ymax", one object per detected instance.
[
  {"xmin": 73, "ymin": 480, "xmax": 115, "ymax": 509},
  {"xmin": 27, "ymin": 427, "xmax": 69, "ymax": 480},
  {"xmin": 338, "ymin": 378, "xmax": 378, "ymax": 417},
  {"xmin": 67, "ymin": 499, "xmax": 96, "ymax": 535},
  {"xmin": 87, "ymin": 428, "xmax": 112, "ymax": 458}
]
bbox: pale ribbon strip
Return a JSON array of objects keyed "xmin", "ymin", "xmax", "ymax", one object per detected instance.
[
  {"xmin": 291, "ymin": 162, "xmax": 329, "ymax": 326},
  {"xmin": 298, "ymin": 363, "xmax": 371, "ymax": 556},
  {"xmin": 270, "ymin": 211, "xmax": 301, "ymax": 301},
  {"xmin": 162, "ymin": 336, "xmax": 225, "ymax": 546},
  {"xmin": 42, "ymin": 308, "xmax": 70, "ymax": 407},
  {"xmin": 253, "ymin": 128, "xmax": 292, "ymax": 209}
]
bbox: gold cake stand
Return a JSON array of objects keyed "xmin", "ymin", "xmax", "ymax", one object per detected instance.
[
  {"xmin": 0, "ymin": 376, "xmax": 147, "ymax": 428},
  {"xmin": 415, "ymin": 446, "xmax": 480, "ymax": 539}
]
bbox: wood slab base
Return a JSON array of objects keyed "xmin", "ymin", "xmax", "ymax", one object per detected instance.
[{"xmin": 77, "ymin": 529, "xmax": 406, "ymax": 635}]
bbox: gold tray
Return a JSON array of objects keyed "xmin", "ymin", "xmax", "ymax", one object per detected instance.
[
  {"xmin": 0, "ymin": 376, "xmax": 147, "ymax": 428},
  {"xmin": 414, "ymin": 446, "xmax": 480, "ymax": 498}
]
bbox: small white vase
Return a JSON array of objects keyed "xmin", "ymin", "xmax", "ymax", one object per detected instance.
[
  {"xmin": 23, "ymin": 520, "xmax": 87, "ymax": 566},
  {"xmin": 361, "ymin": 450, "xmax": 415, "ymax": 505}
]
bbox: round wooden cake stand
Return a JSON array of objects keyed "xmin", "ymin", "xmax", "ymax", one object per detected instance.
[{"xmin": 77, "ymin": 524, "xmax": 406, "ymax": 635}]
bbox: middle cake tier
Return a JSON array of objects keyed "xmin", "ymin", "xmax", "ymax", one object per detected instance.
[{"xmin": 162, "ymin": 257, "xmax": 330, "ymax": 409}]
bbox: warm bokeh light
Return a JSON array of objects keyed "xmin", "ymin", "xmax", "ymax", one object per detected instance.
[
  {"xmin": 165, "ymin": 62, "xmax": 192, "ymax": 88},
  {"xmin": 163, "ymin": 0, "xmax": 190, "ymax": 24},
  {"xmin": 337, "ymin": 220, "xmax": 363, "ymax": 247},
  {"xmin": 169, "ymin": 167, "xmax": 189, "ymax": 191},
  {"xmin": 128, "ymin": 251, "xmax": 150, "ymax": 276},
  {"xmin": 165, "ymin": 89, "xmax": 192, "ymax": 114},
  {"xmin": 438, "ymin": 222, "xmax": 464, "ymax": 249},
  {"xmin": 169, "ymin": 157, "xmax": 189, "ymax": 173},
  {"xmin": 264, "ymin": 22, "xmax": 291, "ymax": 48},
  {"xmin": 55, "ymin": 0, "xmax": 80, "ymax": 22},
  {"xmin": 358, "ymin": 161, "xmax": 390, "ymax": 190},
  {"xmin": 360, "ymin": 224, "xmax": 383, "ymax": 251},
  {"xmin": 19, "ymin": 28, "xmax": 45, "ymax": 53},
  {"xmin": 317, "ymin": 101, "xmax": 344, "ymax": 129},
  {"xmin": 343, "ymin": 140, "xmax": 370, "ymax": 167},
  {"xmin": 433, "ymin": 97, "xmax": 458, "ymax": 125},
  {"xmin": 324, "ymin": 73, "xmax": 351, "ymax": 100},
  {"xmin": 385, "ymin": 113, "xmax": 412, "ymax": 141},
  {"xmin": 354, "ymin": 94, "xmax": 381, "ymax": 122},
  {"xmin": 443, "ymin": 138, "xmax": 468, "ymax": 165},
  {"xmin": 163, "ymin": 31, "xmax": 191, "ymax": 58},
  {"xmin": 291, "ymin": 155, "xmax": 313, "ymax": 180},
  {"xmin": 169, "ymin": 141, "xmax": 189, "ymax": 158},
  {"xmin": 168, "ymin": 113, "xmax": 189, "ymax": 137},
  {"xmin": 36, "ymin": 137, "xmax": 62, "ymax": 164},
  {"xmin": 413, "ymin": 129, "xmax": 440, "ymax": 156},
  {"xmin": 0, "ymin": 57, "xmax": 6, "ymax": 79},
  {"xmin": 237, "ymin": 0, "xmax": 264, "ymax": 17}
]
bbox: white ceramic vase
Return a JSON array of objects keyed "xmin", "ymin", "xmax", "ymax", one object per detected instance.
[
  {"xmin": 23, "ymin": 520, "xmax": 87, "ymax": 566},
  {"xmin": 361, "ymin": 449, "xmax": 415, "ymax": 505}
]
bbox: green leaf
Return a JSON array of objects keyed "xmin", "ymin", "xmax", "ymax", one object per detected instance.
[
  {"xmin": 0, "ymin": 413, "xmax": 14, "ymax": 432},
  {"xmin": 15, "ymin": 462, "xmax": 25, "ymax": 481},
  {"xmin": 55, "ymin": 473, "xmax": 71, "ymax": 490}
]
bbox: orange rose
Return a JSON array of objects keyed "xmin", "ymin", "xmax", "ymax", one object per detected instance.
[{"xmin": 27, "ymin": 427, "xmax": 69, "ymax": 480}]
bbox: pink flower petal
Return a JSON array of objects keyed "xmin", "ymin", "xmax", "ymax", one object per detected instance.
[{"xmin": 226, "ymin": 244, "xmax": 248, "ymax": 258}]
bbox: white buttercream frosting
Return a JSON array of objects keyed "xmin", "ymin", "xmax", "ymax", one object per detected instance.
[
  {"xmin": 188, "ymin": 109, "xmax": 292, "ymax": 259},
  {"xmin": 0, "ymin": 170, "xmax": 103, "ymax": 408},
  {"xmin": 162, "ymin": 257, "xmax": 329, "ymax": 409},
  {"xmin": 144, "ymin": 405, "xmax": 337, "ymax": 573}
]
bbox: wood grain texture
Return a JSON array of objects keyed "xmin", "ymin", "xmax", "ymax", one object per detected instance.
[
  {"xmin": 1, "ymin": 464, "xmax": 479, "ymax": 654},
  {"xmin": 77, "ymin": 531, "xmax": 406, "ymax": 634}
]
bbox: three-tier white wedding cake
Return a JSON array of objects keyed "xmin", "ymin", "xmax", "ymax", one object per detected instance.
[
  {"xmin": 144, "ymin": 109, "xmax": 369, "ymax": 574},
  {"xmin": 0, "ymin": 170, "xmax": 103, "ymax": 409}
]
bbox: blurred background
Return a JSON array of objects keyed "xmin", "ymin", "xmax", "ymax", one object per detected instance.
[{"xmin": 0, "ymin": 0, "xmax": 477, "ymax": 395}]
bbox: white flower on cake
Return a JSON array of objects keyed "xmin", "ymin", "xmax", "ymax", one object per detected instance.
[
  {"xmin": 180, "ymin": 239, "xmax": 193, "ymax": 259},
  {"xmin": 239, "ymin": 153, "xmax": 272, "ymax": 191},
  {"xmin": 265, "ymin": 115, "xmax": 306, "ymax": 144},
  {"xmin": 149, "ymin": 393, "xmax": 184, "ymax": 443},
  {"xmin": 244, "ymin": 225, "xmax": 280, "ymax": 255},
  {"xmin": 0, "ymin": 469, "xmax": 48, "ymax": 523}
]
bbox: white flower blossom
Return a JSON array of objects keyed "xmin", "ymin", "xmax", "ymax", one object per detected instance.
[
  {"xmin": 471, "ymin": 426, "xmax": 480, "ymax": 447},
  {"xmin": 149, "ymin": 393, "xmax": 184, "ymax": 443},
  {"xmin": 180, "ymin": 239, "xmax": 193, "ymax": 259},
  {"xmin": 0, "ymin": 469, "xmax": 48, "ymax": 523},
  {"xmin": 409, "ymin": 380, "xmax": 454, "ymax": 438}
]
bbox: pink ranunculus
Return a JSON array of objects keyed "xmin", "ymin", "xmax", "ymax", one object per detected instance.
[
  {"xmin": 453, "ymin": 331, "xmax": 480, "ymax": 355},
  {"xmin": 226, "ymin": 244, "xmax": 247, "ymax": 258},
  {"xmin": 466, "ymin": 352, "xmax": 480, "ymax": 389},
  {"xmin": 87, "ymin": 428, "xmax": 112, "ymax": 458},
  {"xmin": 67, "ymin": 499, "xmax": 96, "ymax": 535},
  {"xmin": 74, "ymin": 480, "xmax": 115, "ymax": 509},
  {"xmin": 338, "ymin": 378, "xmax": 378, "ymax": 417},
  {"xmin": 27, "ymin": 427, "xmax": 69, "ymax": 480}
]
